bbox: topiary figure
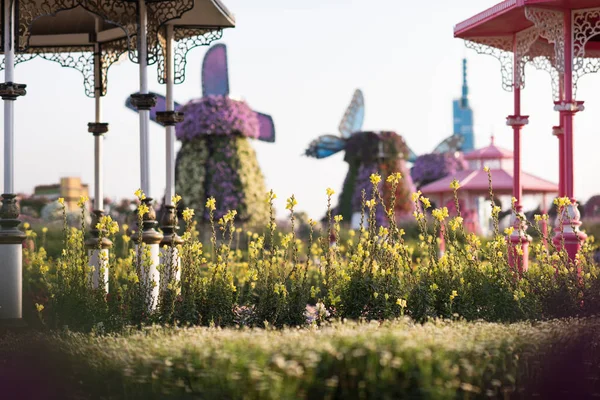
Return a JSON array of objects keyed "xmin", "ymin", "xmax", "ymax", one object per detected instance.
[
  {"xmin": 305, "ymin": 90, "xmax": 415, "ymax": 227},
  {"xmin": 127, "ymin": 44, "xmax": 275, "ymax": 226}
]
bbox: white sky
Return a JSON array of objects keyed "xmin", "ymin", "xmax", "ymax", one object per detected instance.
[{"xmin": 2, "ymin": 0, "xmax": 600, "ymax": 219}]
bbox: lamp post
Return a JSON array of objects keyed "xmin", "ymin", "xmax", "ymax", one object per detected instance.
[{"xmin": 0, "ymin": 0, "xmax": 26, "ymax": 325}]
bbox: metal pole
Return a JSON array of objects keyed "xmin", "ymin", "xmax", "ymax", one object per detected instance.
[
  {"xmin": 94, "ymin": 19, "xmax": 103, "ymax": 212},
  {"xmin": 165, "ymin": 24, "xmax": 175, "ymax": 206},
  {"xmin": 139, "ymin": 0, "xmax": 150, "ymax": 196},
  {"xmin": 563, "ymin": 12, "xmax": 574, "ymax": 201},
  {"xmin": 0, "ymin": 0, "xmax": 26, "ymax": 324},
  {"xmin": 4, "ymin": 0, "xmax": 14, "ymax": 194}
]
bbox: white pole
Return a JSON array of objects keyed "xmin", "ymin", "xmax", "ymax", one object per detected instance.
[
  {"xmin": 0, "ymin": 0, "xmax": 25, "ymax": 323},
  {"xmin": 165, "ymin": 24, "xmax": 175, "ymax": 206},
  {"xmin": 138, "ymin": 0, "xmax": 150, "ymax": 196},
  {"xmin": 4, "ymin": 0, "xmax": 14, "ymax": 194}
]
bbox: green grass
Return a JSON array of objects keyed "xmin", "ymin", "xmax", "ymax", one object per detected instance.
[{"xmin": 23, "ymin": 317, "xmax": 597, "ymax": 400}]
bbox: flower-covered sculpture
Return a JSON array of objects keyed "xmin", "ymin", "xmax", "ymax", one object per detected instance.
[
  {"xmin": 126, "ymin": 44, "xmax": 274, "ymax": 225},
  {"xmin": 305, "ymin": 90, "xmax": 415, "ymax": 227},
  {"xmin": 411, "ymin": 152, "xmax": 469, "ymax": 189}
]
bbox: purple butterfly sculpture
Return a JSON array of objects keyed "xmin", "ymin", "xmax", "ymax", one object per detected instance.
[{"xmin": 125, "ymin": 43, "xmax": 275, "ymax": 143}]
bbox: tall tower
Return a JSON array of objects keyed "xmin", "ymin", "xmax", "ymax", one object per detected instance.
[{"xmin": 453, "ymin": 59, "xmax": 475, "ymax": 151}]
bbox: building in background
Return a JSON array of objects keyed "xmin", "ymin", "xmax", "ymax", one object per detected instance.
[
  {"xmin": 32, "ymin": 177, "xmax": 89, "ymax": 212},
  {"xmin": 453, "ymin": 59, "xmax": 475, "ymax": 152}
]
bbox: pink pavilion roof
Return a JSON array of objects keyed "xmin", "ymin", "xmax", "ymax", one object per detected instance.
[
  {"xmin": 463, "ymin": 138, "xmax": 513, "ymax": 160},
  {"xmin": 420, "ymin": 169, "xmax": 558, "ymax": 196},
  {"xmin": 455, "ymin": 0, "xmax": 600, "ymax": 46}
]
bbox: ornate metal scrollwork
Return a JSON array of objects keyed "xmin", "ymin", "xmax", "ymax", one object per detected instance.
[
  {"xmin": 571, "ymin": 8, "xmax": 600, "ymax": 98},
  {"xmin": 465, "ymin": 36, "xmax": 514, "ymax": 91},
  {"xmin": 156, "ymin": 27, "xmax": 223, "ymax": 85},
  {"xmin": 524, "ymin": 7, "xmax": 565, "ymax": 73},
  {"xmin": 127, "ymin": 0, "xmax": 195, "ymax": 65},
  {"xmin": 525, "ymin": 40, "xmax": 561, "ymax": 101},
  {"xmin": 1, "ymin": 39, "xmax": 128, "ymax": 97},
  {"xmin": 99, "ymin": 37, "xmax": 129, "ymax": 96}
]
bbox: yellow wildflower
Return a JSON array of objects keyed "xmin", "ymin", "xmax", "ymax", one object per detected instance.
[
  {"xmin": 365, "ymin": 199, "xmax": 376, "ymax": 209},
  {"xmin": 41, "ymin": 227, "xmax": 48, "ymax": 234},
  {"xmin": 326, "ymin": 187, "xmax": 335, "ymax": 197},
  {"xmin": 386, "ymin": 172, "xmax": 402, "ymax": 183},
  {"xmin": 484, "ymin": 166, "xmax": 490, "ymax": 172},
  {"xmin": 420, "ymin": 196, "xmax": 432, "ymax": 209},
  {"xmin": 450, "ymin": 179, "xmax": 460, "ymax": 190},
  {"xmin": 504, "ymin": 227, "xmax": 515, "ymax": 236},
  {"xmin": 370, "ymin": 173, "xmax": 381, "ymax": 185},
  {"xmin": 137, "ymin": 203, "xmax": 149, "ymax": 217},
  {"xmin": 205, "ymin": 197, "xmax": 216, "ymax": 211},
  {"xmin": 58, "ymin": 197, "xmax": 65, "ymax": 205},
  {"xmin": 285, "ymin": 196, "xmax": 298, "ymax": 210},
  {"xmin": 35, "ymin": 303, "xmax": 44, "ymax": 313},
  {"xmin": 134, "ymin": 189, "xmax": 146, "ymax": 201},
  {"xmin": 172, "ymin": 194, "xmax": 182, "ymax": 206}
]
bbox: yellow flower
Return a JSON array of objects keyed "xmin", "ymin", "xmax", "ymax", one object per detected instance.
[
  {"xmin": 504, "ymin": 226, "xmax": 515, "ymax": 236},
  {"xmin": 534, "ymin": 214, "xmax": 542, "ymax": 222},
  {"xmin": 134, "ymin": 189, "xmax": 146, "ymax": 201},
  {"xmin": 484, "ymin": 166, "xmax": 490, "ymax": 172},
  {"xmin": 58, "ymin": 197, "xmax": 65, "ymax": 205},
  {"xmin": 77, "ymin": 196, "xmax": 89, "ymax": 208},
  {"xmin": 41, "ymin": 227, "xmax": 48, "ymax": 234},
  {"xmin": 370, "ymin": 173, "xmax": 381, "ymax": 185},
  {"xmin": 122, "ymin": 224, "xmax": 129, "ymax": 232},
  {"xmin": 326, "ymin": 187, "xmax": 335, "ymax": 197},
  {"xmin": 373, "ymin": 292, "xmax": 379, "ymax": 299},
  {"xmin": 334, "ymin": 215, "xmax": 343, "ymax": 223},
  {"xmin": 137, "ymin": 203, "xmax": 149, "ymax": 217},
  {"xmin": 492, "ymin": 205, "xmax": 501, "ymax": 215},
  {"xmin": 511, "ymin": 197, "xmax": 517, "ymax": 206},
  {"xmin": 266, "ymin": 190, "xmax": 277, "ymax": 202},
  {"xmin": 386, "ymin": 172, "xmax": 402, "ymax": 184},
  {"xmin": 172, "ymin": 194, "xmax": 182, "ymax": 206},
  {"xmin": 396, "ymin": 298, "xmax": 407, "ymax": 308},
  {"xmin": 35, "ymin": 303, "xmax": 44, "ymax": 313},
  {"xmin": 450, "ymin": 290, "xmax": 458, "ymax": 301},
  {"xmin": 420, "ymin": 196, "xmax": 432, "ymax": 209},
  {"xmin": 411, "ymin": 191, "xmax": 422, "ymax": 202},
  {"xmin": 182, "ymin": 208, "xmax": 195, "ymax": 223},
  {"xmin": 285, "ymin": 196, "xmax": 298, "ymax": 210},
  {"xmin": 23, "ymin": 222, "xmax": 30, "ymax": 230},
  {"xmin": 450, "ymin": 179, "xmax": 461, "ymax": 190},
  {"xmin": 365, "ymin": 199, "xmax": 376, "ymax": 209},
  {"xmin": 205, "ymin": 197, "xmax": 216, "ymax": 211}
]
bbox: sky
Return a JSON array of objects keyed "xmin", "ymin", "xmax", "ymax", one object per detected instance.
[{"xmin": 2, "ymin": 0, "xmax": 600, "ymax": 219}]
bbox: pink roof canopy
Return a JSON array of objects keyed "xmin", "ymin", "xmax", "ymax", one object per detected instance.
[
  {"xmin": 420, "ymin": 138, "xmax": 558, "ymax": 196},
  {"xmin": 464, "ymin": 137, "xmax": 512, "ymax": 161},
  {"xmin": 420, "ymin": 169, "xmax": 557, "ymax": 196},
  {"xmin": 455, "ymin": 0, "xmax": 600, "ymax": 43}
]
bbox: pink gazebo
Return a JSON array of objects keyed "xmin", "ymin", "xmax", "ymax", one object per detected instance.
[
  {"xmin": 454, "ymin": 0, "xmax": 597, "ymax": 265},
  {"xmin": 421, "ymin": 137, "xmax": 557, "ymax": 233}
]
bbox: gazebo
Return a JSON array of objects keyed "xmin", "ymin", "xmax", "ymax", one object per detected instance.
[
  {"xmin": 454, "ymin": 0, "xmax": 598, "ymax": 264},
  {"xmin": 421, "ymin": 137, "xmax": 557, "ymax": 237}
]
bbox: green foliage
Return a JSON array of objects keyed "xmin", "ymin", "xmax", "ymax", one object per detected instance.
[
  {"xmin": 22, "ymin": 175, "xmax": 600, "ymax": 333},
  {"xmin": 44, "ymin": 318, "xmax": 600, "ymax": 399}
]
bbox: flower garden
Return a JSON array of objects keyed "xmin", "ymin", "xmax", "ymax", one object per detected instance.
[{"xmin": 3, "ymin": 173, "xmax": 600, "ymax": 399}]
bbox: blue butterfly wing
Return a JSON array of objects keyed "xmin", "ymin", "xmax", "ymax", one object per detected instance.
[
  {"xmin": 125, "ymin": 92, "xmax": 183, "ymax": 126},
  {"xmin": 338, "ymin": 89, "xmax": 365, "ymax": 138},
  {"xmin": 432, "ymin": 134, "xmax": 465, "ymax": 153},
  {"xmin": 255, "ymin": 112, "xmax": 275, "ymax": 143},
  {"xmin": 305, "ymin": 135, "xmax": 346, "ymax": 159},
  {"xmin": 202, "ymin": 44, "xmax": 230, "ymax": 97}
]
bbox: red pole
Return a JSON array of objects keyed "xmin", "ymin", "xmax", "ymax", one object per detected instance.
[
  {"xmin": 552, "ymin": 10, "xmax": 587, "ymax": 262},
  {"xmin": 506, "ymin": 34, "xmax": 530, "ymax": 273},
  {"xmin": 563, "ymin": 12, "xmax": 575, "ymax": 201}
]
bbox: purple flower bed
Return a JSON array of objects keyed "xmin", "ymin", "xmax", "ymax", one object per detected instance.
[
  {"xmin": 176, "ymin": 95, "xmax": 260, "ymax": 141},
  {"xmin": 411, "ymin": 152, "xmax": 468, "ymax": 188}
]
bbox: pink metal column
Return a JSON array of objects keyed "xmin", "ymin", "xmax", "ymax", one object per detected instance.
[
  {"xmin": 553, "ymin": 10, "xmax": 587, "ymax": 261},
  {"xmin": 507, "ymin": 36, "xmax": 531, "ymax": 273}
]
